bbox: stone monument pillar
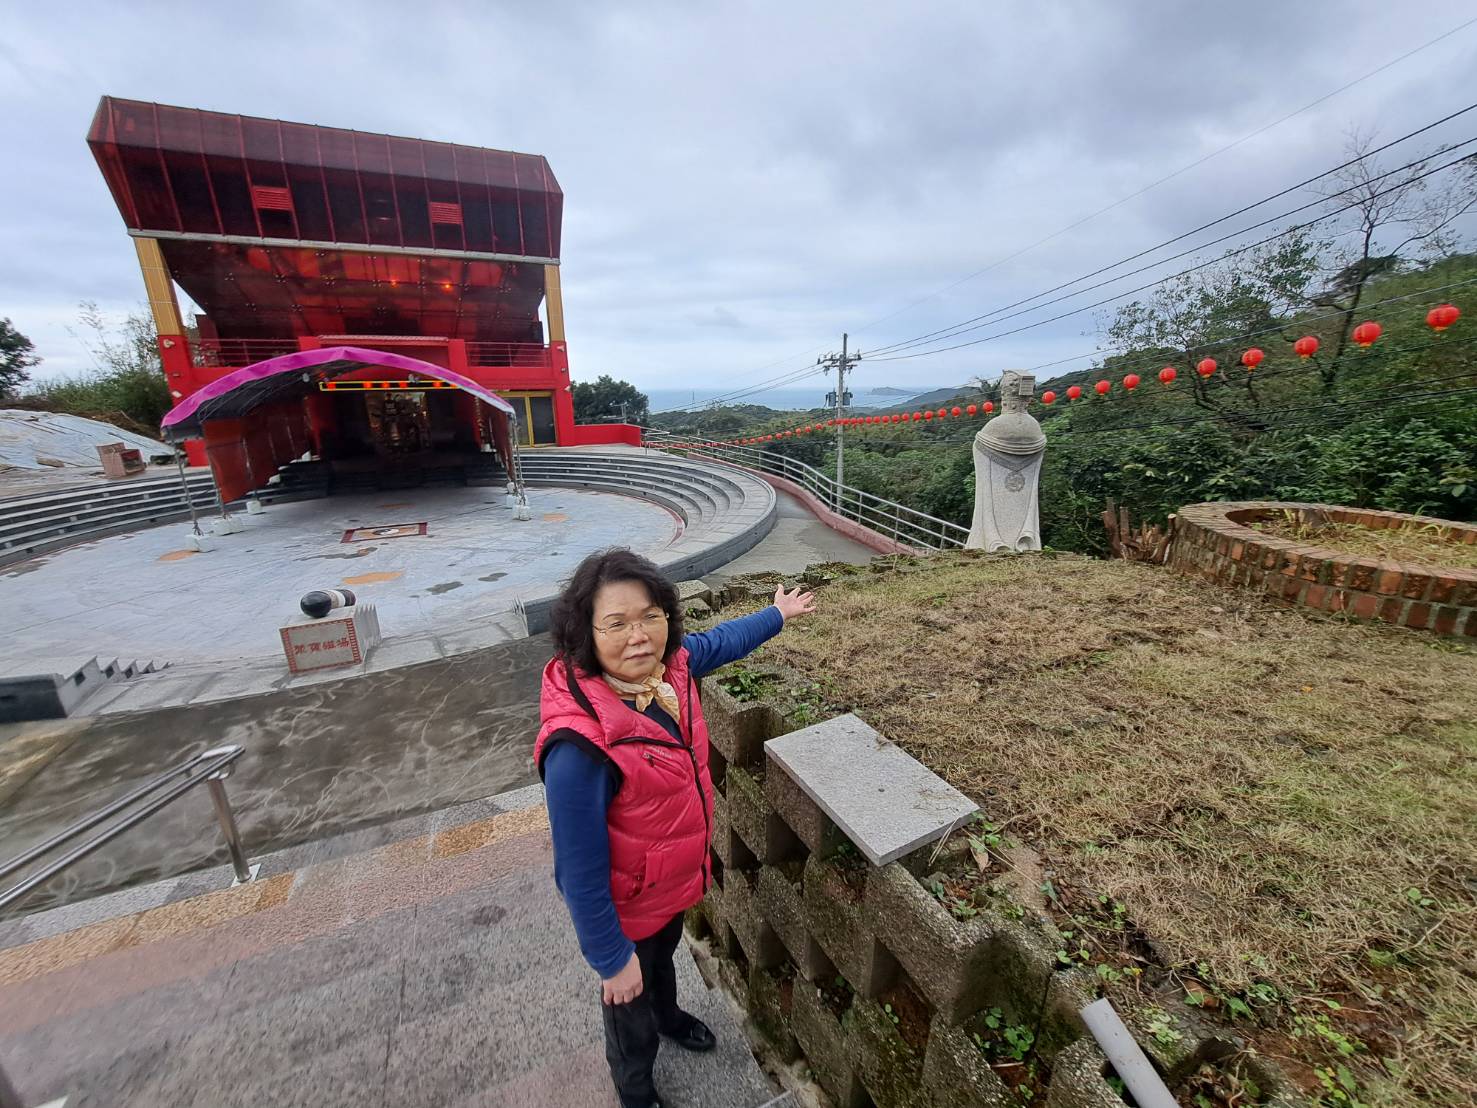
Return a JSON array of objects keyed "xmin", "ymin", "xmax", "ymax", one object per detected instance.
[{"xmin": 966, "ymin": 371, "xmax": 1045, "ymax": 552}]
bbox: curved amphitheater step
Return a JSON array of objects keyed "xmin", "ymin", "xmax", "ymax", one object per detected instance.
[
  {"xmin": 0, "ymin": 788, "xmax": 780, "ymax": 1108},
  {"xmin": 1, "ymin": 450, "xmax": 778, "ymax": 718},
  {"xmin": 0, "ymin": 471, "xmax": 219, "ymax": 568}
]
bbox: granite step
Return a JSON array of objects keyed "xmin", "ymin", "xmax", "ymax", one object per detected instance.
[{"xmin": 0, "ymin": 787, "xmax": 778, "ymax": 1108}]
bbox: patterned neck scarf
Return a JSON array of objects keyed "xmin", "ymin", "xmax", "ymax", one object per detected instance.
[{"xmin": 603, "ymin": 662, "xmax": 681, "ymax": 722}]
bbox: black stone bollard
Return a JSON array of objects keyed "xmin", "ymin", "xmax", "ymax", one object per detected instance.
[{"xmin": 300, "ymin": 588, "xmax": 356, "ymax": 619}]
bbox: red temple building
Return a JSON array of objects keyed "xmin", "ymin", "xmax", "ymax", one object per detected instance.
[{"xmin": 87, "ymin": 96, "xmax": 636, "ymax": 501}]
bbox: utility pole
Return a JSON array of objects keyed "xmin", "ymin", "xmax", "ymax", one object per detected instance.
[{"xmin": 819, "ymin": 333, "xmax": 862, "ymax": 512}]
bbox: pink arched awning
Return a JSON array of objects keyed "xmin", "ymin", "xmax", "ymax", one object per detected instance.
[{"xmin": 160, "ymin": 345, "xmax": 518, "ymax": 442}]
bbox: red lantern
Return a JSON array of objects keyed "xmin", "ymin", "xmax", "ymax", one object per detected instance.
[
  {"xmin": 967, "ymin": 403, "xmax": 978, "ymax": 416},
  {"xmin": 1293, "ymin": 336, "xmax": 1319, "ymax": 359},
  {"xmin": 951, "ymin": 406, "xmax": 962, "ymax": 417},
  {"xmin": 912, "ymin": 411, "xmax": 923, "ymax": 421},
  {"xmin": 923, "ymin": 409, "xmax": 934, "ymax": 420},
  {"xmin": 1241, "ymin": 348, "xmax": 1264, "ymax": 371},
  {"xmin": 1196, "ymin": 357, "xmax": 1217, "ymax": 378},
  {"xmin": 1352, "ymin": 321, "xmax": 1382, "ymax": 348},
  {"xmin": 1094, "ymin": 380, "xmax": 1110, "ymax": 395},
  {"xmin": 983, "ymin": 400, "xmax": 995, "ymax": 414},
  {"xmin": 1158, "ymin": 366, "xmax": 1177, "ymax": 385},
  {"xmin": 1066, "ymin": 385, "xmax": 1082, "ymax": 401},
  {"xmin": 892, "ymin": 413, "xmax": 902, "ymax": 423},
  {"xmin": 1427, "ymin": 304, "xmax": 1461, "ymax": 331},
  {"xmin": 1042, "ymin": 390, "xmax": 1057, "ymax": 405},
  {"xmin": 1123, "ymin": 373, "xmax": 1140, "ymax": 390},
  {"xmin": 936, "ymin": 408, "xmax": 947, "ymax": 419}
]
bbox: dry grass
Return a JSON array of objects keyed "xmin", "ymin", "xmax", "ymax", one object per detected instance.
[
  {"xmin": 1250, "ymin": 515, "xmax": 1477, "ymax": 570},
  {"xmin": 722, "ymin": 552, "xmax": 1477, "ymax": 1106}
]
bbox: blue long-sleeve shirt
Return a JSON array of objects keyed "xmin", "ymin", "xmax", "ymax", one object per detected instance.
[{"xmin": 544, "ymin": 605, "xmax": 784, "ymax": 976}]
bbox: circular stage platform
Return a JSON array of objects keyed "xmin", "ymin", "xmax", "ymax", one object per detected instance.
[{"xmin": 1, "ymin": 485, "xmax": 695, "ymax": 711}]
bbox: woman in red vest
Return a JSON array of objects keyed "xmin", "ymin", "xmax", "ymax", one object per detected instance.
[{"xmin": 537, "ymin": 548, "xmax": 816, "ymax": 1108}]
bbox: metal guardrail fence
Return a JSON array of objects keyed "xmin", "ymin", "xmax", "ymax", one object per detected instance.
[
  {"xmin": 644, "ymin": 433, "xmax": 969, "ymax": 550},
  {"xmin": 0, "ymin": 744, "xmax": 255, "ymax": 914},
  {"xmin": 0, "ymin": 745, "xmax": 258, "ymax": 1107}
]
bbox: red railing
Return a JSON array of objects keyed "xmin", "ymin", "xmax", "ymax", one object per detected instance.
[
  {"xmin": 190, "ymin": 337, "xmax": 553, "ymax": 370},
  {"xmin": 191, "ymin": 339, "xmax": 301, "ymax": 367},
  {"xmin": 464, "ymin": 342, "xmax": 552, "ymax": 368}
]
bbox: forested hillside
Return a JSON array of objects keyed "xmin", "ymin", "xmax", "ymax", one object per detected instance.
[{"xmin": 660, "ymin": 250, "xmax": 1476, "ymax": 554}]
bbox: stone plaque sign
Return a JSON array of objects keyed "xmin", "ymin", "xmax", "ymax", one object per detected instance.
[{"xmin": 280, "ymin": 604, "xmax": 381, "ymax": 673}]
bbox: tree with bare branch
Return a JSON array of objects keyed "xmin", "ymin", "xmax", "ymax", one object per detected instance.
[{"xmin": 1310, "ymin": 129, "xmax": 1477, "ymax": 388}]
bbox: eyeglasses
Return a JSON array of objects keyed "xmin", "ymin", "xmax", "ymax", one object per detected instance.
[{"xmin": 593, "ymin": 612, "xmax": 669, "ymax": 641}]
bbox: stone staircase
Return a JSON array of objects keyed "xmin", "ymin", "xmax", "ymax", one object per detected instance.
[
  {"xmin": 0, "ymin": 472, "xmax": 218, "ymax": 568},
  {"xmin": 0, "ymin": 788, "xmax": 781, "ymax": 1108},
  {"xmin": 0, "ymin": 655, "xmax": 172, "ymax": 724},
  {"xmin": 512, "ymin": 450, "xmax": 778, "ymax": 628}
]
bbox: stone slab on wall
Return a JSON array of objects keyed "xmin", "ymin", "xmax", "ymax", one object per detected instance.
[{"xmin": 766, "ymin": 713, "xmax": 977, "ymax": 865}]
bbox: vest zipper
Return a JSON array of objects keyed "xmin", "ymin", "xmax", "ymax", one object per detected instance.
[
  {"xmin": 607, "ymin": 671, "xmax": 712, "ymax": 888},
  {"xmin": 686, "ymin": 671, "xmax": 712, "ymax": 888}
]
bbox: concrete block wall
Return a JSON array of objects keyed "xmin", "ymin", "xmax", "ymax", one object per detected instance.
[
  {"xmin": 1169, "ymin": 501, "xmax": 1477, "ymax": 637},
  {"xmin": 692, "ymin": 673, "xmax": 1304, "ymax": 1107}
]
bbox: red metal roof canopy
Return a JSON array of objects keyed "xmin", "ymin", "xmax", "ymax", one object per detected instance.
[
  {"xmin": 88, "ymin": 97, "xmax": 563, "ymax": 344},
  {"xmin": 88, "ymin": 97, "xmax": 561, "ymax": 259}
]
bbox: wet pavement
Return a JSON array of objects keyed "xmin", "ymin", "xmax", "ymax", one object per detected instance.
[
  {"xmin": 0, "ymin": 487, "xmax": 877, "ymax": 920},
  {"xmin": 0, "ymin": 788, "xmax": 783, "ymax": 1108}
]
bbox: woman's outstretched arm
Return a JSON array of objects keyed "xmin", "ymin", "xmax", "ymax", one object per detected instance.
[{"xmin": 683, "ymin": 585, "xmax": 817, "ymax": 678}]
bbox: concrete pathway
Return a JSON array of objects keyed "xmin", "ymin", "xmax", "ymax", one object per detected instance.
[
  {"xmin": 0, "ymin": 788, "xmax": 782, "ymax": 1108},
  {"xmin": 715, "ymin": 490, "xmax": 875, "ymax": 576}
]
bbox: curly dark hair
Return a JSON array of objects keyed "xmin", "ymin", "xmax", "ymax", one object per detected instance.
[{"xmin": 549, "ymin": 548, "xmax": 683, "ymax": 677}]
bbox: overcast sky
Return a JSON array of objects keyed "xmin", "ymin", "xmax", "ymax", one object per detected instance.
[{"xmin": 4, "ymin": 1, "xmax": 1476, "ymax": 406}]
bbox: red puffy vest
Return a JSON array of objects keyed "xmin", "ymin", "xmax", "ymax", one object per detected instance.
[{"xmin": 535, "ymin": 646, "xmax": 715, "ymax": 942}]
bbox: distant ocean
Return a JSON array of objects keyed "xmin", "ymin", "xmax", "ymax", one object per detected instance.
[{"xmin": 646, "ymin": 386, "xmax": 933, "ymax": 413}]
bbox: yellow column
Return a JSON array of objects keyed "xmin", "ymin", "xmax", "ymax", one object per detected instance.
[
  {"xmin": 543, "ymin": 264, "xmax": 566, "ymax": 344},
  {"xmin": 134, "ymin": 237, "xmax": 185, "ymax": 336}
]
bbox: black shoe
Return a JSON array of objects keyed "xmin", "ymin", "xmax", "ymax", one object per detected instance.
[{"xmin": 660, "ymin": 1013, "xmax": 717, "ymax": 1052}]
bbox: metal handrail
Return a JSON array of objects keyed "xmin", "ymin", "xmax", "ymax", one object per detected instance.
[
  {"xmin": 0, "ymin": 745, "xmax": 254, "ymax": 914},
  {"xmin": 645, "ymin": 434, "xmax": 970, "ymax": 550}
]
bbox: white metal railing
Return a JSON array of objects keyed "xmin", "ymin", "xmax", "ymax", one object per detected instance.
[{"xmin": 644, "ymin": 432, "xmax": 969, "ymax": 550}]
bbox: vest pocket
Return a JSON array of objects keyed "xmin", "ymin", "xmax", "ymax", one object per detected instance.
[{"xmin": 638, "ymin": 834, "xmax": 706, "ymax": 897}]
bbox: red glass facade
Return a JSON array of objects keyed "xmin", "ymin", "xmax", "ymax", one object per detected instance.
[{"xmin": 88, "ymin": 96, "xmax": 636, "ymax": 473}]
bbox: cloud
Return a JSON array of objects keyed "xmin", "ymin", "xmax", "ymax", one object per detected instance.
[{"xmin": 2, "ymin": 0, "xmax": 1475, "ymax": 395}]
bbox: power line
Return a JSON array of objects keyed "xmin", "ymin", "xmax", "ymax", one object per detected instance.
[
  {"xmin": 723, "ymin": 327, "xmax": 1477, "ymax": 446},
  {"xmin": 861, "ymin": 104, "xmax": 1477, "ymax": 358},
  {"xmin": 814, "ymin": 385, "xmax": 1477, "ymax": 452},
  {"xmin": 862, "ymin": 139, "xmax": 1477, "ymax": 362},
  {"xmin": 650, "ymin": 360, "xmax": 829, "ymax": 414},
  {"xmin": 860, "ymin": 146, "xmax": 1477, "ymax": 364},
  {"xmin": 1004, "ymin": 276, "xmax": 1477, "ymax": 382},
  {"xmin": 650, "ymin": 24, "xmax": 1477, "ymax": 414},
  {"xmin": 841, "ymin": 17, "xmax": 1477, "ymax": 344}
]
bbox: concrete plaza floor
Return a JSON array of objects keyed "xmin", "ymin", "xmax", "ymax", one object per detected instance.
[
  {"xmin": 1, "ymin": 485, "xmax": 679, "ymax": 673},
  {"xmin": 0, "ymin": 489, "xmax": 877, "ymax": 917}
]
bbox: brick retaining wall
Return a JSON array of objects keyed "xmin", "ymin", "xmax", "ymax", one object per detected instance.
[
  {"xmin": 693, "ymin": 677, "xmax": 1300, "ymax": 1107},
  {"xmin": 1168, "ymin": 501, "xmax": 1477, "ymax": 637}
]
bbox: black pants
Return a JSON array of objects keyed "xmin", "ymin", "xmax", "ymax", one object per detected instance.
[{"xmin": 602, "ymin": 911, "xmax": 686, "ymax": 1107}]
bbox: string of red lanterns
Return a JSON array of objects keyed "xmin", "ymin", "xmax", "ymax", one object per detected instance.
[{"xmin": 668, "ymin": 308, "xmax": 1461, "ymax": 446}]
